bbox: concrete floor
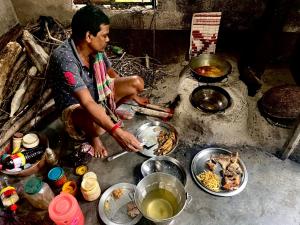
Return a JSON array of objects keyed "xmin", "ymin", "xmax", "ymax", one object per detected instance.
[{"xmin": 8, "ymin": 55, "xmax": 300, "ymax": 225}]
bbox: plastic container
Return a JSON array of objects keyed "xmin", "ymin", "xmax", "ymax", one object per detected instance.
[
  {"xmin": 81, "ymin": 172, "xmax": 101, "ymax": 201},
  {"xmin": 24, "ymin": 177, "xmax": 54, "ymax": 209},
  {"xmin": 48, "ymin": 167, "xmax": 67, "ymax": 187},
  {"xmin": 48, "ymin": 192, "xmax": 84, "ymax": 225}
]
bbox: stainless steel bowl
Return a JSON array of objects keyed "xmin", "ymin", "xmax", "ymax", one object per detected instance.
[
  {"xmin": 190, "ymin": 85, "xmax": 231, "ymax": 113},
  {"xmin": 141, "ymin": 156, "xmax": 187, "ymax": 186}
]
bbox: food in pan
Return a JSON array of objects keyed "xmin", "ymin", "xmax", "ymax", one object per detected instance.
[
  {"xmin": 194, "ymin": 66, "xmax": 223, "ymax": 77},
  {"xmin": 127, "ymin": 201, "xmax": 140, "ymax": 218},
  {"xmin": 154, "ymin": 130, "xmax": 176, "ymax": 156},
  {"xmin": 196, "ymin": 170, "xmax": 221, "ymax": 192},
  {"xmin": 112, "ymin": 188, "xmax": 124, "ymax": 199}
]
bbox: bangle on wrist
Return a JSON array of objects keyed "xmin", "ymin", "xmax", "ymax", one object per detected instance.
[{"xmin": 110, "ymin": 121, "xmax": 122, "ymax": 134}]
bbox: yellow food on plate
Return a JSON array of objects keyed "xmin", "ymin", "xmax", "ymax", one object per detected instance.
[{"xmin": 196, "ymin": 170, "xmax": 221, "ymax": 192}]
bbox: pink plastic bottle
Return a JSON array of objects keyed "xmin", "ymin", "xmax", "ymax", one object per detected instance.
[{"xmin": 48, "ymin": 192, "xmax": 84, "ymax": 225}]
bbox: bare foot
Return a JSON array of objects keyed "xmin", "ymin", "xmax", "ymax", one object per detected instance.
[{"xmin": 90, "ymin": 136, "xmax": 108, "ymax": 158}]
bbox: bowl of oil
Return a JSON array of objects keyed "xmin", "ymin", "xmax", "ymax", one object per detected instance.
[{"xmin": 134, "ymin": 172, "xmax": 191, "ymax": 225}]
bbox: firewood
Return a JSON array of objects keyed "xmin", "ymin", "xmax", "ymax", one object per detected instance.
[
  {"xmin": 17, "ymin": 66, "xmax": 40, "ymax": 113},
  {"xmin": 22, "ymin": 30, "xmax": 49, "ymax": 73},
  {"xmin": 0, "ymin": 42, "xmax": 22, "ymax": 103},
  {"xmin": 21, "ymin": 98, "xmax": 55, "ymax": 133},
  {"xmin": 9, "ymin": 78, "xmax": 28, "ymax": 118},
  {"xmin": 0, "ymin": 88, "xmax": 52, "ymax": 147}
]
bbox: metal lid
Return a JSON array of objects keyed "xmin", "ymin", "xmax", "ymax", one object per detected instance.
[
  {"xmin": 48, "ymin": 167, "xmax": 64, "ymax": 181},
  {"xmin": 24, "ymin": 177, "xmax": 43, "ymax": 194}
]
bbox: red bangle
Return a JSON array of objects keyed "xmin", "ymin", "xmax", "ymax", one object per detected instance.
[{"xmin": 110, "ymin": 121, "xmax": 121, "ymax": 134}]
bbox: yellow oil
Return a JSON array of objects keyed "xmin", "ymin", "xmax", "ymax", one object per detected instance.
[{"xmin": 141, "ymin": 188, "xmax": 179, "ymax": 220}]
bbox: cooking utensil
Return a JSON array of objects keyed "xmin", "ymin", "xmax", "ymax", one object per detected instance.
[
  {"xmin": 134, "ymin": 172, "xmax": 192, "ymax": 225},
  {"xmin": 260, "ymin": 85, "xmax": 300, "ymax": 120},
  {"xmin": 141, "ymin": 156, "xmax": 187, "ymax": 186},
  {"xmin": 107, "ymin": 143, "xmax": 156, "ymax": 162},
  {"xmin": 190, "ymin": 85, "xmax": 231, "ymax": 113},
  {"xmin": 135, "ymin": 121, "xmax": 179, "ymax": 157},
  {"xmin": 189, "ymin": 54, "xmax": 231, "ymax": 82},
  {"xmin": 98, "ymin": 183, "xmax": 142, "ymax": 225},
  {"xmin": 191, "ymin": 147, "xmax": 248, "ymax": 197}
]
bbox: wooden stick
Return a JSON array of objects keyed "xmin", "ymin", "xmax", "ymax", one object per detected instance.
[
  {"xmin": 131, "ymin": 105, "xmax": 173, "ymax": 119},
  {"xmin": 0, "ymin": 42, "xmax": 22, "ymax": 103},
  {"xmin": 21, "ymin": 98, "xmax": 55, "ymax": 133}
]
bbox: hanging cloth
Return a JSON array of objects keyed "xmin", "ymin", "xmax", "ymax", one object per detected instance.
[{"xmin": 93, "ymin": 52, "xmax": 119, "ymax": 123}]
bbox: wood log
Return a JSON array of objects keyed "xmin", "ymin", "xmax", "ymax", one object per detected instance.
[
  {"xmin": 0, "ymin": 88, "xmax": 52, "ymax": 147},
  {"xmin": 22, "ymin": 30, "xmax": 49, "ymax": 73},
  {"xmin": 3, "ymin": 52, "xmax": 27, "ymax": 95},
  {"xmin": 17, "ymin": 66, "xmax": 40, "ymax": 112},
  {"xmin": 0, "ymin": 42, "xmax": 22, "ymax": 103}
]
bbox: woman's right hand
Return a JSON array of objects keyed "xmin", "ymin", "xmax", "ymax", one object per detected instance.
[{"xmin": 111, "ymin": 128, "xmax": 142, "ymax": 152}]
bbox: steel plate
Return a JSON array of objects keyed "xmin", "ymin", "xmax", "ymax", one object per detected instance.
[
  {"xmin": 135, "ymin": 121, "xmax": 179, "ymax": 157},
  {"xmin": 191, "ymin": 148, "xmax": 248, "ymax": 197},
  {"xmin": 98, "ymin": 183, "xmax": 142, "ymax": 225}
]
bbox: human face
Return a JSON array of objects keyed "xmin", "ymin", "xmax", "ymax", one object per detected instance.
[{"xmin": 88, "ymin": 24, "xmax": 110, "ymax": 53}]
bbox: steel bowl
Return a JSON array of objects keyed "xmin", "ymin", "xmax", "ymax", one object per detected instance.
[
  {"xmin": 189, "ymin": 54, "xmax": 232, "ymax": 82},
  {"xmin": 190, "ymin": 85, "xmax": 231, "ymax": 113},
  {"xmin": 141, "ymin": 156, "xmax": 187, "ymax": 186}
]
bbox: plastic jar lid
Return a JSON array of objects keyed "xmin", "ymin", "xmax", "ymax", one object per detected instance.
[
  {"xmin": 48, "ymin": 167, "xmax": 64, "ymax": 181},
  {"xmin": 62, "ymin": 181, "xmax": 77, "ymax": 195},
  {"xmin": 48, "ymin": 192, "xmax": 78, "ymax": 222},
  {"xmin": 24, "ymin": 177, "xmax": 43, "ymax": 194},
  {"xmin": 22, "ymin": 133, "xmax": 40, "ymax": 149},
  {"xmin": 75, "ymin": 165, "xmax": 88, "ymax": 176},
  {"xmin": 82, "ymin": 171, "xmax": 97, "ymax": 180}
]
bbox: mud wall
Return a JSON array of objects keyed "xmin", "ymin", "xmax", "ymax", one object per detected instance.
[
  {"xmin": 0, "ymin": 0, "xmax": 19, "ymax": 36},
  {"xmin": 10, "ymin": 0, "xmax": 300, "ymax": 32}
]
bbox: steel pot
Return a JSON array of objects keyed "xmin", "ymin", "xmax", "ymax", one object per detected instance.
[
  {"xmin": 189, "ymin": 54, "xmax": 232, "ymax": 82},
  {"xmin": 134, "ymin": 172, "xmax": 192, "ymax": 225},
  {"xmin": 190, "ymin": 85, "xmax": 231, "ymax": 113}
]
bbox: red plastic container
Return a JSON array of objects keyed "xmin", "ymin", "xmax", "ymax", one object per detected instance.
[{"xmin": 48, "ymin": 192, "xmax": 84, "ymax": 225}]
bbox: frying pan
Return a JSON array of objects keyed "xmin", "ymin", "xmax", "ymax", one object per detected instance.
[
  {"xmin": 190, "ymin": 85, "xmax": 231, "ymax": 113},
  {"xmin": 189, "ymin": 54, "xmax": 232, "ymax": 82}
]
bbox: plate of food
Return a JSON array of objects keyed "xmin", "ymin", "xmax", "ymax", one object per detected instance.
[
  {"xmin": 135, "ymin": 121, "xmax": 179, "ymax": 157},
  {"xmin": 98, "ymin": 183, "xmax": 142, "ymax": 225},
  {"xmin": 191, "ymin": 148, "xmax": 248, "ymax": 196}
]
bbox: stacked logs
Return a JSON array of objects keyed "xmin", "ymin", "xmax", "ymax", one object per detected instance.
[{"xmin": 0, "ymin": 18, "xmax": 69, "ymax": 149}]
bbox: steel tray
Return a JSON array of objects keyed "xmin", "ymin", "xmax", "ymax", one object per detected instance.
[
  {"xmin": 135, "ymin": 121, "xmax": 179, "ymax": 157},
  {"xmin": 191, "ymin": 147, "xmax": 248, "ymax": 197},
  {"xmin": 98, "ymin": 183, "xmax": 142, "ymax": 225}
]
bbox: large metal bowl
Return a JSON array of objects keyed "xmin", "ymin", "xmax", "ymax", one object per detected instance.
[
  {"xmin": 190, "ymin": 85, "xmax": 231, "ymax": 113},
  {"xmin": 1, "ymin": 133, "xmax": 47, "ymax": 177},
  {"xmin": 189, "ymin": 54, "xmax": 232, "ymax": 82},
  {"xmin": 141, "ymin": 156, "xmax": 187, "ymax": 186}
]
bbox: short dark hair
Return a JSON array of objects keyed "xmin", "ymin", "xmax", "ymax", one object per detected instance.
[{"xmin": 71, "ymin": 5, "xmax": 110, "ymax": 41}]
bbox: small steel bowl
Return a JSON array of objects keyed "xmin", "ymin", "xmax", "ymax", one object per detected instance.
[
  {"xmin": 190, "ymin": 85, "xmax": 231, "ymax": 113},
  {"xmin": 141, "ymin": 156, "xmax": 187, "ymax": 186}
]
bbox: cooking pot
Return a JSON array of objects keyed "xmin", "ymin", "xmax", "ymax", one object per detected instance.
[
  {"xmin": 190, "ymin": 85, "xmax": 231, "ymax": 113},
  {"xmin": 134, "ymin": 172, "xmax": 192, "ymax": 225},
  {"xmin": 258, "ymin": 85, "xmax": 300, "ymax": 128},
  {"xmin": 189, "ymin": 54, "xmax": 232, "ymax": 82}
]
